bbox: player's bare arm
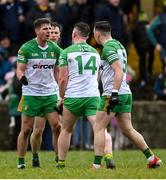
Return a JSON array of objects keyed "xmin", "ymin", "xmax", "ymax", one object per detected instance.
[
  {"xmin": 54, "ymin": 65, "xmax": 59, "ymax": 84},
  {"xmin": 59, "ymin": 65, "xmax": 68, "ymax": 99},
  {"xmin": 111, "ymin": 60, "xmax": 123, "ymax": 91},
  {"xmin": 16, "ymin": 63, "xmax": 26, "ymax": 80}
]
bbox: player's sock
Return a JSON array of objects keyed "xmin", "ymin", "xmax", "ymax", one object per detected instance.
[
  {"xmin": 143, "ymin": 148, "xmax": 154, "ymax": 159},
  {"xmin": 93, "ymin": 155, "xmax": 102, "ymax": 167},
  {"xmin": 32, "ymin": 153, "xmax": 40, "ymax": 167},
  {"xmin": 104, "ymin": 153, "xmax": 113, "ymax": 161},
  {"xmin": 104, "ymin": 153, "xmax": 116, "ymax": 169},
  {"xmin": 56, "ymin": 160, "xmax": 65, "ymax": 168},
  {"xmin": 55, "ymin": 155, "xmax": 58, "ymax": 163},
  {"xmin": 33, "ymin": 153, "xmax": 39, "ymax": 160},
  {"xmin": 18, "ymin": 157, "xmax": 25, "ymax": 165},
  {"xmin": 17, "ymin": 158, "xmax": 25, "ymax": 169}
]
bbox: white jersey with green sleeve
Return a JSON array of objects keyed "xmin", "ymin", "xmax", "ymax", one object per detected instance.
[
  {"xmin": 59, "ymin": 42, "xmax": 100, "ymax": 97},
  {"xmin": 17, "ymin": 38, "xmax": 62, "ymax": 96},
  {"xmin": 101, "ymin": 39, "xmax": 131, "ymax": 95}
]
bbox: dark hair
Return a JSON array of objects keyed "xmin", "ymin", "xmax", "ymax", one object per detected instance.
[
  {"xmin": 33, "ymin": 18, "xmax": 51, "ymax": 29},
  {"xmin": 74, "ymin": 22, "xmax": 90, "ymax": 37},
  {"xmin": 94, "ymin": 21, "xmax": 111, "ymax": 34},
  {"xmin": 51, "ymin": 21, "xmax": 62, "ymax": 32},
  {"xmin": 0, "ymin": 32, "xmax": 9, "ymax": 41}
]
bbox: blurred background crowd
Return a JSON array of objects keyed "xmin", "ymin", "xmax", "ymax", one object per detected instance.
[{"xmin": 1, "ymin": 0, "xmax": 166, "ymax": 151}]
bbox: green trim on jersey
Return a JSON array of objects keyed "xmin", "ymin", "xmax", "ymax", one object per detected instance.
[
  {"xmin": 17, "ymin": 38, "xmax": 62, "ymax": 96},
  {"xmin": 98, "ymin": 94, "xmax": 132, "ymax": 113},
  {"xmin": 58, "ymin": 42, "xmax": 100, "ymax": 98},
  {"xmin": 59, "ymin": 42, "xmax": 98, "ymax": 67},
  {"xmin": 101, "ymin": 39, "xmax": 122, "ymax": 65},
  {"xmin": 100, "ymin": 39, "xmax": 131, "ymax": 96},
  {"xmin": 17, "ymin": 39, "xmax": 62, "ymax": 65},
  {"xmin": 64, "ymin": 97, "xmax": 100, "ymax": 117}
]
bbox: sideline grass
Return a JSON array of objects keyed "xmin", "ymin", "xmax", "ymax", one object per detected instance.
[{"xmin": 0, "ymin": 150, "xmax": 165, "ymax": 179}]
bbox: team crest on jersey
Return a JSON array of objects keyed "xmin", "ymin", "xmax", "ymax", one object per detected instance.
[
  {"xmin": 50, "ymin": 52, "xmax": 54, "ymax": 57},
  {"xmin": 32, "ymin": 53, "xmax": 39, "ymax": 57},
  {"xmin": 41, "ymin": 52, "xmax": 47, "ymax": 58}
]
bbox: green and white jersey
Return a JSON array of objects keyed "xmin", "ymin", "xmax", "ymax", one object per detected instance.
[
  {"xmin": 17, "ymin": 38, "xmax": 62, "ymax": 96},
  {"xmin": 59, "ymin": 42, "xmax": 100, "ymax": 98},
  {"xmin": 101, "ymin": 39, "xmax": 131, "ymax": 95}
]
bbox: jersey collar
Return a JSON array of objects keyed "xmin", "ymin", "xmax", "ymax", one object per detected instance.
[{"xmin": 35, "ymin": 38, "xmax": 49, "ymax": 50}]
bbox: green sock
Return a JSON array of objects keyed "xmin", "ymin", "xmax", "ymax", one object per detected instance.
[
  {"xmin": 94, "ymin": 155, "xmax": 103, "ymax": 165},
  {"xmin": 18, "ymin": 158, "xmax": 25, "ymax": 165},
  {"xmin": 55, "ymin": 155, "xmax": 58, "ymax": 163},
  {"xmin": 143, "ymin": 148, "xmax": 154, "ymax": 159},
  {"xmin": 33, "ymin": 153, "xmax": 39, "ymax": 160},
  {"xmin": 58, "ymin": 160, "xmax": 65, "ymax": 167}
]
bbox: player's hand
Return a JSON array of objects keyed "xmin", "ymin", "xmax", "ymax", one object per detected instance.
[
  {"xmin": 107, "ymin": 92, "xmax": 120, "ymax": 114},
  {"xmin": 20, "ymin": 75, "xmax": 28, "ymax": 86},
  {"xmin": 55, "ymin": 99, "xmax": 63, "ymax": 115},
  {"xmin": 54, "ymin": 104, "xmax": 63, "ymax": 115}
]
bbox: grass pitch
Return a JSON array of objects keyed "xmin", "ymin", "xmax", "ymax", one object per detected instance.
[{"xmin": 0, "ymin": 150, "xmax": 165, "ymax": 179}]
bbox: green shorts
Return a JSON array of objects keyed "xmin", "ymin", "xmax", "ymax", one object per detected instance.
[
  {"xmin": 18, "ymin": 95, "xmax": 58, "ymax": 117},
  {"xmin": 64, "ymin": 97, "xmax": 100, "ymax": 117},
  {"xmin": 98, "ymin": 94, "xmax": 132, "ymax": 113}
]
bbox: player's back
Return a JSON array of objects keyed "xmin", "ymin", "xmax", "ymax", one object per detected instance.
[{"xmin": 59, "ymin": 42, "xmax": 100, "ymax": 98}]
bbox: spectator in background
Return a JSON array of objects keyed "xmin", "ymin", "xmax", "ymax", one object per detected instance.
[
  {"xmin": 120, "ymin": 0, "xmax": 140, "ymax": 15},
  {"xmin": 0, "ymin": 48, "xmax": 12, "ymax": 87},
  {"xmin": 73, "ymin": 0, "xmax": 94, "ymax": 26},
  {"xmin": 133, "ymin": 11, "xmax": 155, "ymax": 87},
  {"xmin": 0, "ymin": 0, "xmax": 25, "ymax": 47},
  {"xmin": 25, "ymin": 0, "xmax": 56, "ymax": 40},
  {"xmin": 94, "ymin": 0, "xmax": 129, "ymax": 47},
  {"xmin": 0, "ymin": 33, "xmax": 18, "ymax": 58},
  {"xmin": 147, "ymin": 0, "xmax": 166, "ymax": 73},
  {"xmin": 55, "ymin": 0, "xmax": 76, "ymax": 48},
  {"xmin": 154, "ymin": 67, "xmax": 166, "ymax": 100},
  {"xmin": 19, "ymin": 0, "xmax": 36, "ymax": 15},
  {"xmin": 56, "ymin": 0, "xmax": 94, "ymax": 48},
  {"xmin": 7, "ymin": 63, "xmax": 22, "ymax": 150}
]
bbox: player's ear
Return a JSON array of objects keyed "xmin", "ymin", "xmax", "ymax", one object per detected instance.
[{"xmin": 35, "ymin": 28, "xmax": 39, "ymax": 35}]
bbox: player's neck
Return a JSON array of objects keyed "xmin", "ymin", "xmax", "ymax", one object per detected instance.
[
  {"xmin": 101, "ymin": 36, "xmax": 113, "ymax": 46},
  {"xmin": 36, "ymin": 37, "xmax": 47, "ymax": 47},
  {"xmin": 73, "ymin": 38, "xmax": 86, "ymax": 44}
]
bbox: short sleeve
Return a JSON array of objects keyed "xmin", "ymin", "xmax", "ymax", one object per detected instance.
[
  {"xmin": 54, "ymin": 44, "xmax": 63, "ymax": 65},
  {"xmin": 102, "ymin": 46, "xmax": 118, "ymax": 65},
  {"xmin": 58, "ymin": 49, "xmax": 68, "ymax": 67},
  {"xmin": 17, "ymin": 45, "xmax": 28, "ymax": 64}
]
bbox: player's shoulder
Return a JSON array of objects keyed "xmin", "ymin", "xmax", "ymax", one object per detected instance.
[
  {"xmin": 20, "ymin": 39, "xmax": 36, "ymax": 50},
  {"xmin": 103, "ymin": 39, "xmax": 122, "ymax": 52},
  {"xmin": 47, "ymin": 40, "xmax": 62, "ymax": 50},
  {"xmin": 87, "ymin": 43, "xmax": 99, "ymax": 54},
  {"xmin": 61, "ymin": 44, "xmax": 78, "ymax": 54}
]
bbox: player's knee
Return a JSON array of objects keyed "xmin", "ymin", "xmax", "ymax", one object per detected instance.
[
  {"xmin": 23, "ymin": 128, "xmax": 32, "ymax": 139},
  {"xmin": 33, "ymin": 128, "xmax": 44, "ymax": 137},
  {"xmin": 94, "ymin": 123, "xmax": 103, "ymax": 133},
  {"xmin": 51, "ymin": 122, "xmax": 61, "ymax": 134}
]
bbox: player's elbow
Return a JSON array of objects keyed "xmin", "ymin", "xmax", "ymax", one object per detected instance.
[{"xmin": 59, "ymin": 76, "xmax": 68, "ymax": 86}]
